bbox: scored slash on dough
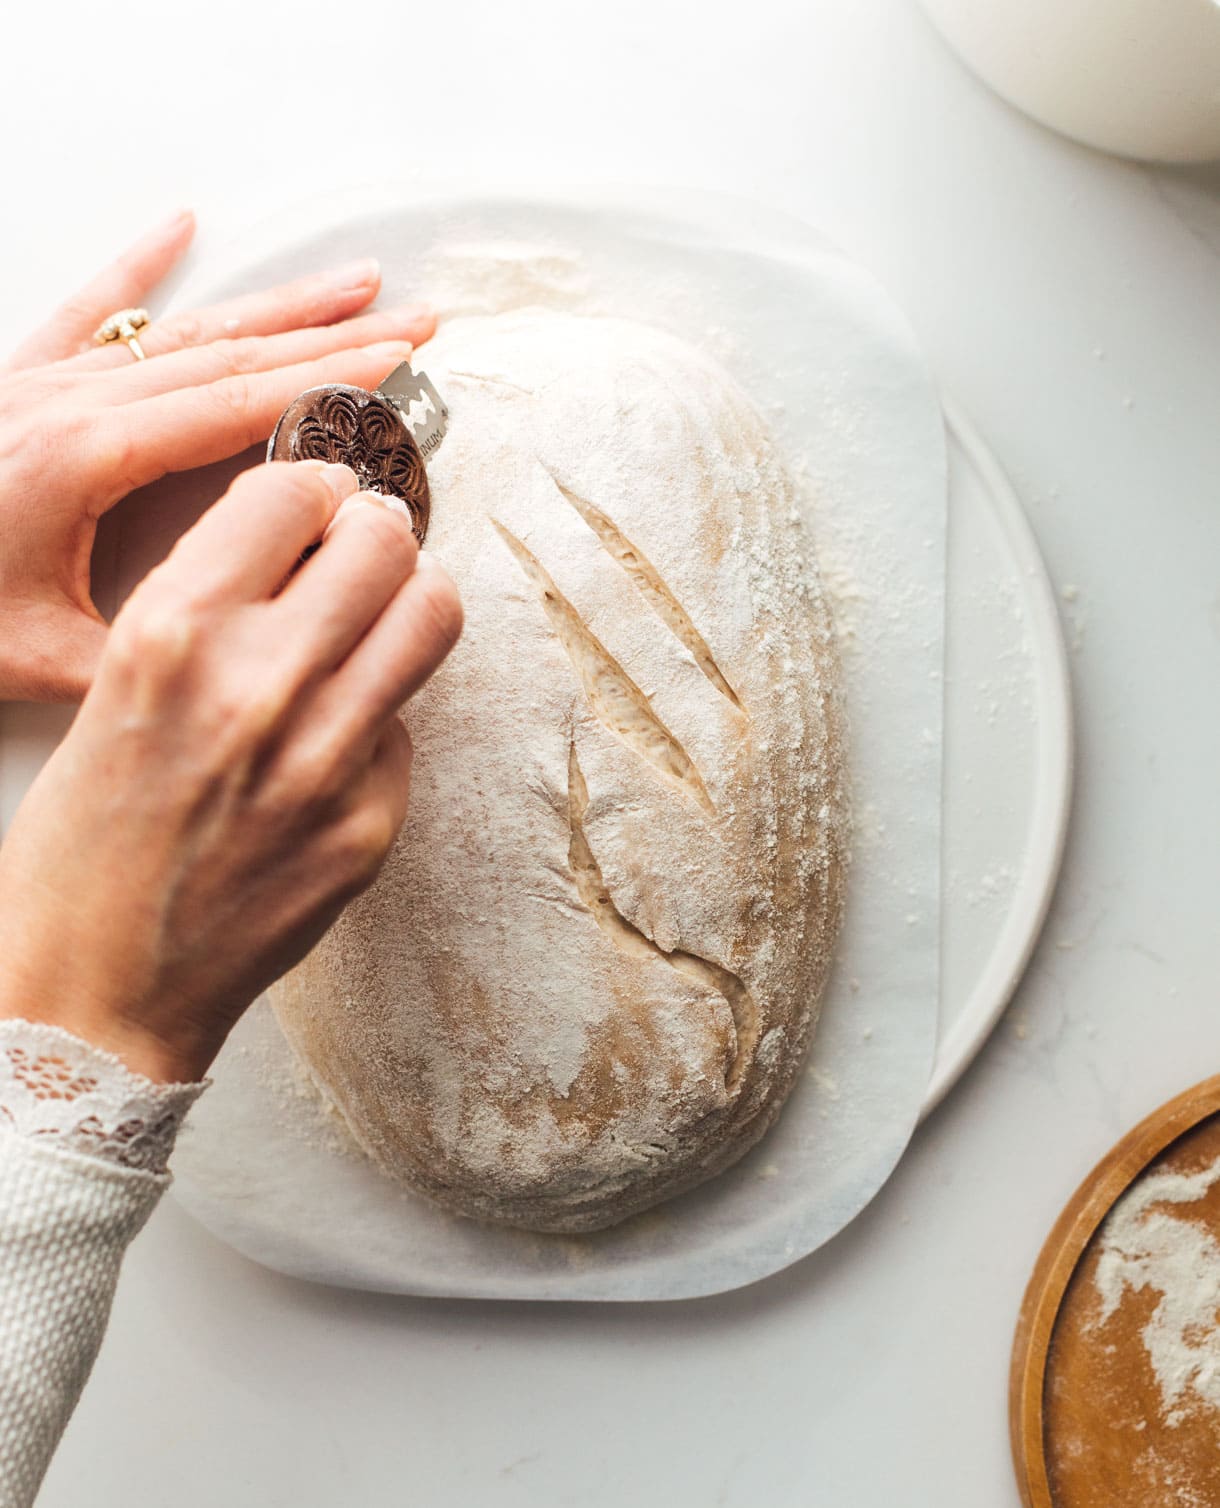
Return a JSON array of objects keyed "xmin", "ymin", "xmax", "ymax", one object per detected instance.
[
  {"xmin": 544, "ymin": 470, "xmax": 745, "ymax": 714},
  {"xmin": 566, "ymin": 743, "xmax": 758, "ymax": 1091},
  {"xmin": 490, "ymin": 517, "xmax": 716, "ymax": 815}
]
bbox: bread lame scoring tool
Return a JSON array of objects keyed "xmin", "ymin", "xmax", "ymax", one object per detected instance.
[{"xmin": 267, "ymin": 362, "xmax": 449, "ymax": 546}]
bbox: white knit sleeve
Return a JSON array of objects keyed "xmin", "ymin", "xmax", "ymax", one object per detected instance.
[{"xmin": 0, "ymin": 1021, "xmax": 205, "ymax": 1508}]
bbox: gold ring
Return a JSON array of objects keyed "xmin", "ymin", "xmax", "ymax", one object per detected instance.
[{"xmin": 93, "ymin": 307, "xmax": 151, "ymax": 361}]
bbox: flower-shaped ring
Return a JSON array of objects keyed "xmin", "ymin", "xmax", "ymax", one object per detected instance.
[{"xmin": 93, "ymin": 307, "xmax": 151, "ymax": 361}]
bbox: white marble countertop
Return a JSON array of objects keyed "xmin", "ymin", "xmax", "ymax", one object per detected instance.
[{"xmin": 2, "ymin": 1, "xmax": 1218, "ymax": 1503}]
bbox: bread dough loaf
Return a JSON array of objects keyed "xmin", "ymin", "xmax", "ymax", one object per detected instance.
[{"xmin": 270, "ymin": 310, "xmax": 848, "ymax": 1233}]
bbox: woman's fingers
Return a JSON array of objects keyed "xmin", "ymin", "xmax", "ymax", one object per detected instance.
[
  {"xmin": 90, "ymin": 342, "xmax": 416, "ymax": 502},
  {"xmin": 311, "ymin": 551, "xmax": 463, "ymax": 754},
  {"xmin": 315, "ymin": 718, "xmax": 415, "ymax": 907},
  {"xmin": 92, "ymin": 303, "xmax": 434, "ymax": 402},
  {"xmin": 66, "ymin": 258, "xmax": 394, "ymax": 373},
  {"xmin": 5, "ymin": 210, "xmax": 195, "ymax": 370},
  {"xmin": 272, "ymin": 556, "xmax": 455, "ymax": 879},
  {"xmin": 274, "ymin": 494, "xmax": 420, "ymax": 669},
  {"xmin": 161, "ymin": 462, "xmax": 359, "ymax": 605},
  {"xmin": 367, "ymin": 717, "xmax": 414, "ymax": 837},
  {"xmin": 352, "ymin": 718, "xmax": 416, "ymax": 859}
]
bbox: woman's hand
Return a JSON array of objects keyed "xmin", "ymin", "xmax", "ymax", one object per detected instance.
[
  {"xmin": 0, "ymin": 208, "xmax": 434, "ymax": 702},
  {"xmin": 0, "ymin": 460, "xmax": 463, "ymax": 1083}
]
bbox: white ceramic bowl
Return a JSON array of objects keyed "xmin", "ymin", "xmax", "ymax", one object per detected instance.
[{"xmin": 920, "ymin": 0, "xmax": 1220, "ymax": 162}]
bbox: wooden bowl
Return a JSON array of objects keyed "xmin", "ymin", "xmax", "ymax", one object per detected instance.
[{"xmin": 1011, "ymin": 1076, "xmax": 1220, "ymax": 1506}]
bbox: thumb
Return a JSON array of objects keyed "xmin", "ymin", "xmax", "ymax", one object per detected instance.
[{"xmin": 0, "ymin": 604, "xmax": 109, "ymax": 704}]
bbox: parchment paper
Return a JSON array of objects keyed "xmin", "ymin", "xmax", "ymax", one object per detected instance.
[{"xmin": 134, "ymin": 190, "xmax": 946, "ymax": 1300}]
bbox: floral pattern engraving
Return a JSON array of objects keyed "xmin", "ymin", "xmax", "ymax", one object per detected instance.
[{"xmin": 270, "ymin": 384, "xmax": 431, "ymax": 543}]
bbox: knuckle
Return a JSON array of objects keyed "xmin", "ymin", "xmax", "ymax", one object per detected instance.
[
  {"xmin": 109, "ymin": 587, "xmax": 201, "ymax": 678},
  {"xmin": 386, "ymin": 717, "xmax": 413, "ymax": 765},
  {"xmin": 415, "ymin": 569, "xmax": 464, "ymax": 653},
  {"xmin": 204, "ymin": 332, "xmax": 267, "ymax": 378},
  {"xmin": 211, "ymin": 373, "xmax": 258, "ymax": 438},
  {"xmin": 101, "ymin": 432, "xmax": 143, "ymax": 497},
  {"xmin": 286, "ymin": 739, "xmax": 348, "ymax": 811},
  {"xmin": 335, "ymin": 802, "xmax": 398, "ymax": 884},
  {"xmin": 246, "ymin": 679, "xmax": 294, "ymax": 735},
  {"xmin": 213, "ymin": 673, "xmax": 291, "ymax": 742},
  {"xmin": 166, "ymin": 310, "xmax": 205, "ymax": 351},
  {"xmin": 372, "ymin": 717, "xmax": 413, "ymax": 789}
]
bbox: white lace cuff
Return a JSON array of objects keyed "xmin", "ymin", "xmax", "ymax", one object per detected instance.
[{"xmin": 0, "ymin": 1020, "xmax": 206, "ymax": 1177}]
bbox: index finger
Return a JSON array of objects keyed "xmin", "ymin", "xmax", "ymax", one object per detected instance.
[{"xmin": 163, "ymin": 461, "xmax": 358, "ymax": 604}]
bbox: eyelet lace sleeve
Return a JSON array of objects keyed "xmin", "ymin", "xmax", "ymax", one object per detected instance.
[
  {"xmin": 0, "ymin": 1019, "xmax": 205, "ymax": 1176},
  {"xmin": 0, "ymin": 1020, "xmax": 208, "ymax": 1508}
]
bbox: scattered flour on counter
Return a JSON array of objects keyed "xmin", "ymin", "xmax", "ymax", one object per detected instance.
[
  {"xmin": 806, "ymin": 1067, "xmax": 840, "ymax": 1100},
  {"xmin": 970, "ymin": 862, "xmax": 1016, "ymax": 909},
  {"xmin": 1093, "ymin": 1156, "xmax": 1220, "ymax": 1427},
  {"xmin": 1059, "ymin": 584, "xmax": 1089, "ymax": 654}
]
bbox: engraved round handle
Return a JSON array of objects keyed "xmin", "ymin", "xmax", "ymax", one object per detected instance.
[{"xmin": 267, "ymin": 383, "xmax": 431, "ymax": 544}]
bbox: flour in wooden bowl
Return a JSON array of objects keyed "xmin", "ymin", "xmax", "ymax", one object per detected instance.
[{"xmin": 1094, "ymin": 1156, "xmax": 1220, "ymax": 1427}]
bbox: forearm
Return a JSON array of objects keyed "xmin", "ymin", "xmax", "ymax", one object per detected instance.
[{"xmin": 0, "ymin": 1022, "xmax": 203, "ymax": 1508}]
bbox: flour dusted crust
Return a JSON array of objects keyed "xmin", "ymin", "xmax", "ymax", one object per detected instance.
[{"xmin": 270, "ymin": 310, "xmax": 848, "ymax": 1233}]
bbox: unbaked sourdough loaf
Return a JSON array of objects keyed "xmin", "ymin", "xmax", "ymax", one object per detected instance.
[{"xmin": 270, "ymin": 309, "xmax": 848, "ymax": 1233}]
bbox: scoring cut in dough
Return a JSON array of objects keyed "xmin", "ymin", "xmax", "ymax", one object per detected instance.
[{"xmin": 270, "ymin": 309, "xmax": 849, "ymax": 1233}]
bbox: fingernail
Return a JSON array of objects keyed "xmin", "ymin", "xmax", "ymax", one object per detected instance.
[
  {"xmin": 357, "ymin": 491, "xmax": 419, "ymax": 536},
  {"xmin": 328, "ymin": 496, "xmax": 374, "ymax": 528},
  {"xmin": 324, "ymin": 257, "xmax": 380, "ymax": 292},
  {"xmin": 367, "ymin": 340, "xmax": 416, "ymax": 361},
  {"xmin": 148, "ymin": 207, "xmax": 194, "ymax": 240},
  {"xmin": 300, "ymin": 461, "xmax": 358, "ymax": 499},
  {"xmin": 368, "ymin": 491, "xmax": 416, "ymax": 526},
  {"xmin": 321, "ymin": 491, "xmax": 416, "ymax": 542}
]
